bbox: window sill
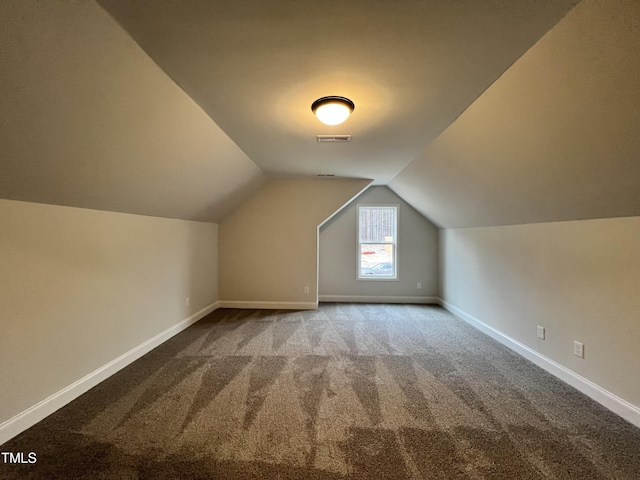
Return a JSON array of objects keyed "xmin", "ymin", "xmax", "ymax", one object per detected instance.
[{"xmin": 356, "ymin": 277, "xmax": 399, "ymax": 282}]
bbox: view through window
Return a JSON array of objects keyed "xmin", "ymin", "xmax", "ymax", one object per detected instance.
[{"xmin": 357, "ymin": 205, "xmax": 398, "ymax": 279}]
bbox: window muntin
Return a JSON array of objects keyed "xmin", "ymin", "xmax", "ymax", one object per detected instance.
[{"xmin": 357, "ymin": 205, "xmax": 398, "ymax": 280}]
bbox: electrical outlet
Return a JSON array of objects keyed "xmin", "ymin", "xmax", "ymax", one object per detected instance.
[
  {"xmin": 574, "ymin": 341, "xmax": 584, "ymax": 358},
  {"xmin": 185, "ymin": 297, "xmax": 190, "ymax": 307},
  {"xmin": 537, "ymin": 326, "xmax": 545, "ymax": 340},
  {"xmin": 304, "ymin": 286, "xmax": 309, "ymax": 294},
  {"xmin": 417, "ymin": 282, "xmax": 422, "ymax": 289}
]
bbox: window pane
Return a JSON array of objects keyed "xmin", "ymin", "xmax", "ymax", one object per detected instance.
[
  {"xmin": 359, "ymin": 207, "xmax": 396, "ymax": 243},
  {"xmin": 360, "ymin": 244, "xmax": 395, "ymax": 277}
]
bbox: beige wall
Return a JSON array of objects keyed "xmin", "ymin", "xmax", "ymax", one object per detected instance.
[
  {"xmin": 319, "ymin": 186, "xmax": 439, "ymax": 300},
  {"xmin": 0, "ymin": 199, "xmax": 218, "ymax": 425},
  {"xmin": 219, "ymin": 178, "xmax": 371, "ymax": 307},
  {"xmin": 441, "ymin": 216, "xmax": 640, "ymax": 408}
]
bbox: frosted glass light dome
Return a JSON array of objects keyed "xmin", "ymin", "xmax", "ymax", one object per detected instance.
[{"xmin": 311, "ymin": 96, "xmax": 355, "ymax": 126}]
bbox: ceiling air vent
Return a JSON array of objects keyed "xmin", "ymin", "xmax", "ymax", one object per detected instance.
[{"xmin": 316, "ymin": 135, "xmax": 351, "ymax": 143}]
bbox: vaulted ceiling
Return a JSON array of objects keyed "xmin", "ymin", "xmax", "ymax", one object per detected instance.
[
  {"xmin": 1, "ymin": 0, "xmax": 639, "ymax": 227},
  {"xmin": 391, "ymin": 0, "xmax": 640, "ymax": 227},
  {"xmin": 98, "ymin": 0, "xmax": 579, "ymax": 184}
]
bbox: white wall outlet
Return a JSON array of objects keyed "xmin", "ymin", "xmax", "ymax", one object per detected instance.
[
  {"xmin": 185, "ymin": 297, "xmax": 190, "ymax": 307},
  {"xmin": 304, "ymin": 286, "xmax": 309, "ymax": 294},
  {"xmin": 417, "ymin": 282, "xmax": 422, "ymax": 289},
  {"xmin": 537, "ymin": 326, "xmax": 545, "ymax": 340},
  {"xmin": 574, "ymin": 341, "xmax": 584, "ymax": 358}
]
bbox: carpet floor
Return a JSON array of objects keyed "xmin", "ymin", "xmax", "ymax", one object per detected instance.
[{"xmin": 1, "ymin": 303, "xmax": 639, "ymax": 479}]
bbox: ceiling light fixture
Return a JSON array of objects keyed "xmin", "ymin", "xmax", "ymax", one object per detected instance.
[{"xmin": 311, "ymin": 96, "xmax": 355, "ymax": 126}]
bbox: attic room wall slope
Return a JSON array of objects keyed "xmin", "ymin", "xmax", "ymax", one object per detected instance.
[
  {"xmin": 219, "ymin": 178, "xmax": 372, "ymax": 308},
  {"xmin": 0, "ymin": 0, "xmax": 266, "ymax": 222},
  {"xmin": 390, "ymin": 0, "xmax": 640, "ymax": 229}
]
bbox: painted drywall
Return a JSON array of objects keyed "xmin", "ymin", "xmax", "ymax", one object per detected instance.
[
  {"xmin": 0, "ymin": 199, "xmax": 219, "ymax": 428},
  {"xmin": 219, "ymin": 178, "xmax": 371, "ymax": 307},
  {"xmin": 99, "ymin": 0, "xmax": 577, "ymax": 184},
  {"xmin": 440, "ymin": 216, "xmax": 640, "ymax": 409},
  {"xmin": 0, "ymin": 0, "xmax": 265, "ymax": 222},
  {"xmin": 319, "ymin": 186, "xmax": 438, "ymax": 301},
  {"xmin": 390, "ymin": 0, "xmax": 640, "ymax": 227}
]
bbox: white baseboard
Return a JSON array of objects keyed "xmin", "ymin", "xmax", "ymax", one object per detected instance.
[
  {"xmin": 0, "ymin": 301, "xmax": 220, "ymax": 446},
  {"xmin": 319, "ymin": 295, "xmax": 439, "ymax": 304},
  {"xmin": 438, "ymin": 299, "xmax": 640, "ymax": 429},
  {"xmin": 219, "ymin": 300, "xmax": 318, "ymax": 310}
]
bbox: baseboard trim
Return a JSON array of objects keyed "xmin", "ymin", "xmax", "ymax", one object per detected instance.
[
  {"xmin": 219, "ymin": 301, "xmax": 318, "ymax": 310},
  {"xmin": 0, "ymin": 301, "xmax": 220, "ymax": 446},
  {"xmin": 319, "ymin": 295, "xmax": 439, "ymax": 304},
  {"xmin": 438, "ymin": 299, "xmax": 640, "ymax": 429}
]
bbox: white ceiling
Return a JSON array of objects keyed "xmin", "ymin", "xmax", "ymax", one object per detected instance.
[
  {"xmin": 3, "ymin": 0, "xmax": 638, "ymax": 227},
  {"xmin": 0, "ymin": 1, "xmax": 265, "ymax": 222},
  {"xmin": 391, "ymin": 0, "xmax": 640, "ymax": 227},
  {"xmin": 97, "ymin": 0, "xmax": 579, "ymax": 184}
]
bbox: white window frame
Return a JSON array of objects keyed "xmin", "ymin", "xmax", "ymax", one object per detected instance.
[{"xmin": 356, "ymin": 204, "xmax": 399, "ymax": 281}]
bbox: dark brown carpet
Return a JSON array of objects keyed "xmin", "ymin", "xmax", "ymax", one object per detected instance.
[{"xmin": 2, "ymin": 304, "xmax": 639, "ymax": 479}]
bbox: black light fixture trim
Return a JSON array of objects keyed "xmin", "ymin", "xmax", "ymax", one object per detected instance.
[{"xmin": 311, "ymin": 96, "xmax": 355, "ymax": 114}]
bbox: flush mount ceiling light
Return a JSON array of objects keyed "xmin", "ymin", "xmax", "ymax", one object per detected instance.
[{"xmin": 311, "ymin": 96, "xmax": 355, "ymax": 126}]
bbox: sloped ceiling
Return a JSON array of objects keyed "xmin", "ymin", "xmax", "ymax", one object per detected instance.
[
  {"xmin": 3, "ymin": 0, "xmax": 637, "ymax": 228},
  {"xmin": 0, "ymin": 0, "xmax": 265, "ymax": 222},
  {"xmin": 390, "ymin": 0, "xmax": 640, "ymax": 227},
  {"xmin": 98, "ymin": 0, "xmax": 578, "ymax": 185}
]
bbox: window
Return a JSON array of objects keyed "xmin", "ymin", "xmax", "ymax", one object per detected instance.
[{"xmin": 357, "ymin": 205, "xmax": 398, "ymax": 280}]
